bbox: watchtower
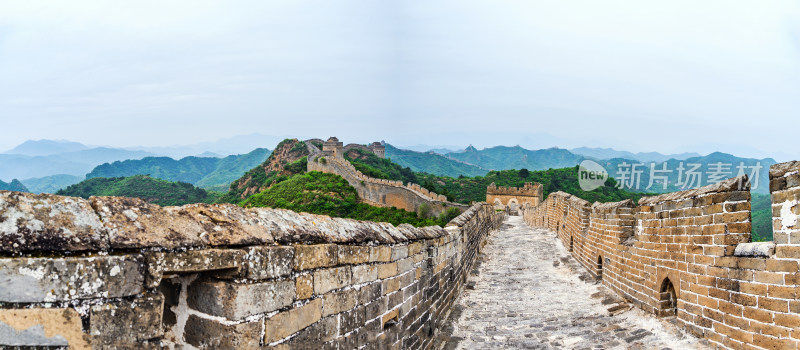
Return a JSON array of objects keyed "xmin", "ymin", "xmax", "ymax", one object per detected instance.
[
  {"xmin": 369, "ymin": 141, "xmax": 386, "ymax": 158},
  {"xmin": 323, "ymin": 137, "xmax": 344, "ymax": 158}
]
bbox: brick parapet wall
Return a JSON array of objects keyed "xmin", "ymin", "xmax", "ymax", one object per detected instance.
[
  {"xmin": 523, "ymin": 160, "xmax": 800, "ymax": 350},
  {"xmin": 0, "ymin": 191, "xmax": 503, "ymax": 349},
  {"xmin": 307, "ymin": 145, "xmax": 468, "ymax": 216}
]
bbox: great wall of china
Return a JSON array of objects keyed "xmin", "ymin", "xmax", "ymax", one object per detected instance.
[
  {"xmin": 486, "ymin": 182, "xmax": 543, "ymax": 214},
  {"xmin": 1, "ymin": 143, "xmax": 800, "ymax": 349},
  {"xmin": 524, "ymin": 160, "xmax": 800, "ymax": 350},
  {"xmin": 0, "ymin": 191, "xmax": 502, "ymax": 348},
  {"xmin": 306, "ymin": 138, "xmax": 469, "ymax": 216}
]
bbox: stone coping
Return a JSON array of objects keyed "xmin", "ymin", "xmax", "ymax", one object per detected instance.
[{"xmin": 0, "ymin": 191, "xmax": 486, "ymax": 253}]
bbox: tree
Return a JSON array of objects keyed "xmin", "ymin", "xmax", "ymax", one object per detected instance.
[{"xmin": 518, "ymin": 168, "xmax": 530, "ymax": 178}]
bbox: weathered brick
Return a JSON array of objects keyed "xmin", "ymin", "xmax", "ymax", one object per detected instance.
[
  {"xmin": 378, "ymin": 262, "xmax": 399, "ymax": 279},
  {"xmin": 313, "ymin": 266, "xmax": 352, "ymax": 294},
  {"xmin": 188, "ymin": 279, "xmax": 295, "ymax": 320},
  {"xmin": 0, "ymin": 308, "xmax": 90, "ymax": 348},
  {"xmin": 352, "ymin": 264, "xmax": 379, "ymax": 284},
  {"xmin": 370, "ymin": 246, "xmax": 392, "ymax": 262},
  {"xmin": 0, "ymin": 255, "xmax": 143, "ymax": 303},
  {"xmin": 264, "ymin": 299, "xmax": 322, "ymax": 344},
  {"xmin": 295, "ymin": 244, "xmax": 337, "ymax": 270},
  {"xmin": 90, "ymin": 293, "xmax": 164, "ymax": 346},
  {"xmin": 296, "ymin": 274, "xmax": 314, "ymax": 300},
  {"xmin": 322, "ymin": 289, "xmax": 357, "ymax": 316},
  {"xmin": 184, "ymin": 314, "xmax": 261, "ymax": 348},
  {"xmin": 338, "ymin": 245, "xmax": 371, "ymax": 265}
]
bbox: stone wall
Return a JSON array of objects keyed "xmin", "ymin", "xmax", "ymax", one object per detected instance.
[
  {"xmin": 307, "ymin": 142, "xmax": 469, "ymax": 216},
  {"xmin": 523, "ymin": 160, "xmax": 800, "ymax": 350},
  {"xmin": 486, "ymin": 182, "xmax": 543, "ymax": 213},
  {"xmin": 0, "ymin": 191, "xmax": 503, "ymax": 349}
]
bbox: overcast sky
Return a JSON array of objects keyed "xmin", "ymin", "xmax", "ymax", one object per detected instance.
[{"xmin": 1, "ymin": 1, "xmax": 798, "ymax": 160}]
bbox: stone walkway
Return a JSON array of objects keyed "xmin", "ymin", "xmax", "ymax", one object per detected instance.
[{"xmin": 440, "ymin": 216, "xmax": 707, "ymax": 350}]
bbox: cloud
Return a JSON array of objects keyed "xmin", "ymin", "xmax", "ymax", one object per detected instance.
[{"xmin": 0, "ymin": 0, "xmax": 797, "ymax": 159}]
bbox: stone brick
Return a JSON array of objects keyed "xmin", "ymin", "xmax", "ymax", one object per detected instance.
[
  {"xmin": 264, "ymin": 298, "xmax": 322, "ymax": 344},
  {"xmin": 391, "ymin": 245, "xmax": 409, "ymax": 261},
  {"xmin": 184, "ymin": 314, "xmax": 261, "ymax": 348},
  {"xmin": 378, "ymin": 262, "xmax": 398, "ymax": 279},
  {"xmin": 313, "ymin": 266, "xmax": 352, "ymax": 294},
  {"xmin": 90, "ymin": 293, "xmax": 164, "ymax": 346},
  {"xmin": 370, "ymin": 246, "xmax": 392, "ymax": 262},
  {"xmin": 232, "ymin": 245, "xmax": 294, "ymax": 280},
  {"xmin": 352, "ymin": 264, "xmax": 379, "ymax": 284},
  {"xmin": 284, "ymin": 315, "xmax": 338, "ymax": 345},
  {"xmin": 145, "ymin": 248, "xmax": 243, "ymax": 287},
  {"xmin": 295, "ymin": 244, "xmax": 338, "ymax": 270},
  {"xmin": 322, "ymin": 288, "xmax": 358, "ymax": 316},
  {"xmin": 296, "ymin": 274, "xmax": 314, "ymax": 300},
  {"xmin": 0, "ymin": 308, "xmax": 90, "ymax": 349},
  {"xmin": 358, "ymin": 282, "xmax": 382, "ymax": 304},
  {"xmin": 0, "ymin": 255, "xmax": 143, "ymax": 303},
  {"xmin": 338, "ymin": 245, "xmax": 371, "ymax": 265},
  {"xmin": 188, "ymin": 279, "xmax": 295, "ymax": 320},
  {"xmin": 340, "ymin": 305, "xmax": 366, "ymax": 334},
  {"xmin": 759, "ymin": 297, "xmax": 789, "ymax": 313}
]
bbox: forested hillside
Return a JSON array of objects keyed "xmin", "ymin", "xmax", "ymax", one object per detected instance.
[
  {"xmin": 86, "ymin": 148, "xmax": 270, "ymax": 190},
  {"xmin": 241, "ymin": 171, "xmax": 460, "ymax": 227},
  {"xmin": 57, "ymin": 175, "xmax": 219, "ymax": 206}
]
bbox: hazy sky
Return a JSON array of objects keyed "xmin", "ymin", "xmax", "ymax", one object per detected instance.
[{"xmin": 1, "ymin": 1, "xmax": 799, "ymax": 160}]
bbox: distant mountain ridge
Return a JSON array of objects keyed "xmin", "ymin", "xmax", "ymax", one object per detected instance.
[
  {"xmin": 4, "ymin": 139, "xmax": 89, "ymax": 156},
  {"xmin": 0, "ymin": 179, "xmax": 28, "ymax": 192},
  {"xmin": 570, "ymin": 147, "xmax": 701, "ymax": 163},
  {"xmin": 86, "ymin": 148, "xmax": 271, "ymax": 192},
  {"xmin": 445, "ymin": 145, "xmax": 584, "ymax": 172},
  {"xmin": 384, "ymin": 144, "xmax": 487, "ymax": 177}
]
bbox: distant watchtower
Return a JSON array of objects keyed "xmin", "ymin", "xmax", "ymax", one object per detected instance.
[
  {"xmin": 486, "ymin": 182, "xmax": 543, "ymax": 215},
  {"xmin": 323, "ymin": 137, "xmax": 344, "ymax": 158},
  {"xmin": 369, "ymin": 141, "xmax": 386, "ymax": 158}
]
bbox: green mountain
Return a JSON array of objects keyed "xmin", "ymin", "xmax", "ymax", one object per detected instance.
[
  {"xmin": 241, "ymin": 171, "xmax": 459, "ymax": 227},
  {"xmin": 751, "ymin": 193, "xmax": 773, "ymax": 242},
  {"xmin": 21, "ymin": 174, "xmax": 82, "ymax": 194},
  {"xmin": 0, "ymin": 179, "xmax": 29, "ymax": 192},
  {"xmin": 219, "ymin": 140, "xmax": 309, "ymax": 203},
  {"xmin": 86, "ymin": 148, "xmax": 270, "ymax": 190},
  {"xmin": 445, "ymin": 145, "xmax": 585, "ymax": 172},
  {"xmin": 345, "ymin": 148, "xmax": 420, "ymax": 184},
  {"xmin": 57, "ymin": 175, "xmax": 219, "ymax": 206},
  {"xmin": 418, "ymin": 166, "xmax": 650, "ymax": 205},
  {"xmin": 384, "ymin": 144, "xmax": 487, "ymax": 177}
]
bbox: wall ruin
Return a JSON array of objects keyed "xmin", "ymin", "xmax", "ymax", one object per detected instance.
[
  {"xmin": 0, "ymin": 191, "xmax": 503, "ymax": 348},
  {"xmin": 523, "ymin": 160, "xmax": 800, "ymax": 350}
]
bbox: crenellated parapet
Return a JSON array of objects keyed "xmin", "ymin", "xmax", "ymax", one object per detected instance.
[
  {"xmin": 486, "ymin": 182, "xmax": 543, "ymax": 211},
  {"xmin": 308, "ymin": 138, "xmax": 465, "ymax": 215},
  {"xmin": 523, "ymin": 160, "xmax": 800, "ymax": 350}
]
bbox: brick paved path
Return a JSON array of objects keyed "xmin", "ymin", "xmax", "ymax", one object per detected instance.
[{"xmin": 441, "ymin": 216, "xmax": 707, "ymax": 350}]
